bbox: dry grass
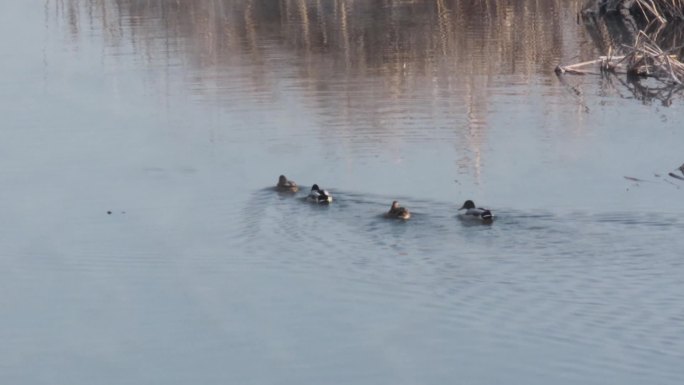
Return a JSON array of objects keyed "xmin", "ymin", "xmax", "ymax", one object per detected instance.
[
  {"xmin": 634, "ymin": 0, "xmax": 684, "ymax": 21},
  {"xmin": 556, "ymin": 31, "xmax": 684, "ymax": 85},
  {"xmin": 622, "ymin": 30, "xmax": 684, "ymax": 82},
  {"xmin": 590, "ymin": 0, "xmax": 684, "ymax": 22}
]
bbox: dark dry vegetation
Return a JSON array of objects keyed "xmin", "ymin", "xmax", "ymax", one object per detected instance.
[
  {"xmin": 556, "ymin": 31, "xmax": 684, "ymax": 84},
  {"xmin": 585, "ymin": 0, "xmax": 684, "ymax": 21},
  {"xmin": 558, "ymin": 0, "xmax": 684, "ymax": 102}
]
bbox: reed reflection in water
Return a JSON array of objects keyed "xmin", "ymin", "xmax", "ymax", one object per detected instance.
[{"xmin": 50, "ymin": 0, "xmax": 607, "ymax": 191}]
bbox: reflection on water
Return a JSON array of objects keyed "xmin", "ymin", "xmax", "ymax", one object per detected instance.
[
  {"xmin": 49, "ymin": 0, "xmax": 598, "ymax": 185},
  {"xmin": 2, "ymin": 1, "xmax": 683, "ymax": 384},
  {"xmin": 56, "ymin": 0, "xmax": 577, "ymax": 73}
]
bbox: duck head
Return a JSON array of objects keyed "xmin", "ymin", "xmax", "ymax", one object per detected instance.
[
  {"xmin": 278, "ymin": 175, "xmax": 288, "ymax": 184},
  {"xmin": 311, "ymin": 184, "xmax": 320, "ymax": 192},
  {"xmin": 459, "ymin": 200, "xmax": 475, "ymax": 210},
  {"xmin": 391, "ymin": 201, "xmax": 400, "ymax": 210}
]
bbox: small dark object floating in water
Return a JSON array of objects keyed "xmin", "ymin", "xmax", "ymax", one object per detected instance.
[
  {"xmin": 668, "ymin": 172, "xmax": 684, "ymax": 181},
  {"xmin": 623, "ymin": 176, "xmax": 650, "ymax": 182}
]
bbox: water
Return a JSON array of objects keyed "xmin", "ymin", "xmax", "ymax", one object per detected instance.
[{"xmin": 2, "ymin": 1, "xmax": 683, "ymax": 384}]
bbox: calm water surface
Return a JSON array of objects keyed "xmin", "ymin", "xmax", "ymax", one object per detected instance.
[{"xmin": 2, "ymin": 1, "xmax": 683, "ymax": 384}]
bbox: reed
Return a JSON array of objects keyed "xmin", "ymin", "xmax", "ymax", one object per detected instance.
[
  {"xmin": 585, "ymin": 0, "xmax": 684, "ymax": 22},
  {"xmin": 634, "ymin": 0, "xmax": 684, "ymax": 21},
  {"xmin": 557, "ymin": 30, "xmax": 684, "ymax": 85}
]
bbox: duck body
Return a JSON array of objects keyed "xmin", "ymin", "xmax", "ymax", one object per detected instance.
[
  {"xmin": 386, "ymin": 201, "xmax": 411, "ymax": 220},
  {"xmin": 276, "ymin": 175, "xmax": 299, "ymax": 192},
  {"xmin": 307, "ymin": 184, "xmax": 333, "ymax": 203},
  {"xmin": 458, "ymin": 200, "xmax": 493, "ymax": 222}
]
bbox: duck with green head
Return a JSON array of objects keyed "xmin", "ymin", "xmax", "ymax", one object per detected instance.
[
  {"xmin": 458, "ymin": 200, "xmax": 493, "ymax": 222},
  {"xmin": 307, "ymin": 184, "xmax": 333, "ymax": 203}
]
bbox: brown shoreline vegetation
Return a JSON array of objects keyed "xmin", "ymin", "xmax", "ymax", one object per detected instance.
[
  {"xmin": 557, "ymin": 0, "xmax": 684, "ymax": 102},
  {"xmin": 556, "ymin": 30, "xmax": 684, "ymax": 85},
  {"xmin": 582, "ymin": 0, "xmax": 684, "ymax": 22}
]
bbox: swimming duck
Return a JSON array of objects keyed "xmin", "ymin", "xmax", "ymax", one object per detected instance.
[
  {"xmin": 307, "ymin": 184, "xmax": 333, "ymax": 203},
  {"xmin": 276, "ymin": 175, "xmax": 299, "ymax": 192},
  {"xmin": 386, "ymin": 201, "xmax": 411, "ymax": 220},
  {"xmin": 458, "ymin": 200, "xmax": 493, "ymax": 222}
]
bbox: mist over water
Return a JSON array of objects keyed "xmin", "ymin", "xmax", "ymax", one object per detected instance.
[{"xmin": 1, "ymin": 1, "xmax": 683, "ymax": 384}]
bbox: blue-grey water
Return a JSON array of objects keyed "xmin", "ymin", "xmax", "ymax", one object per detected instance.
[{"xmin": 2, "ymin": 1, "xmax": 683, "ymax": 384}]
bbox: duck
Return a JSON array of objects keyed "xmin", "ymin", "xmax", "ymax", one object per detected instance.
[
  {"xmin": 276, "ymin": 175, "xmax": 299, "ymax": 192},
  {"xmin": 386, "ymin": 201, "xmax": 411, "ymax": 220},
  {"xmin": 458, "ymin": 200, "xmax": 493, "ymax": 222},
  {"xmin": 307, "ymin": 184, "xmax": 333, "ymax": 203}
]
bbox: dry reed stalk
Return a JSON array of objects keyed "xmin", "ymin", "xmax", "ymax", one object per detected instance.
[
  {"xmin": 633, "ymin": 0, "xmax": 684, "ymax": 21},
  {"xmin": 588, "ymin": 0, "xmax": 684, "ymax": 21},
  {"xmin": 558, "ymin": 29, "xmax": 684, "ymax": 85}
]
